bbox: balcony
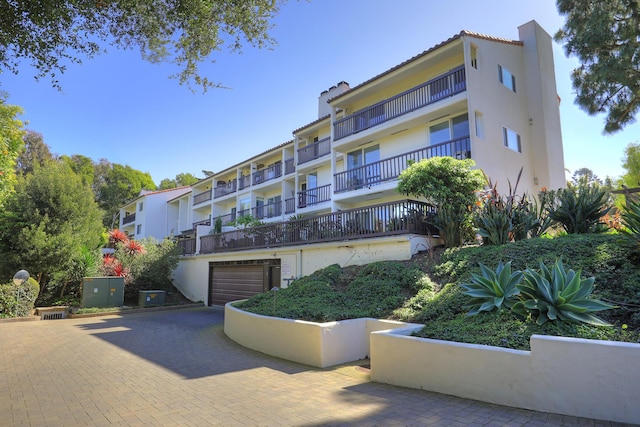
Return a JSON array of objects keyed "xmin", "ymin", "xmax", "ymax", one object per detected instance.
[
  {"xmin": 297, "ymin": 137, "xmax": 331, "ymax": 165},
  {"xmin": 334, "ymin": 136, "xmax": 471, "ymax": 193},
  {"xmin": 122, "ymin": 213, "xmax": 136, "ymax": 225},
  {"xmin": 193, "ymin": 218, "xmax": 211, "ymax": 229},
  {"xmin": 253, "ymin": 163, "xmax": 282, "ymax": 186},
  {"xmin": 298, "ymin": 184, "xmax": 331, "ymax": 208},
  {"xmin": 178, "ymin": 238, "xmax": 196, "ymax": 255},
  {"xmin": 285, "ymin": 158, "xmax": 295, "ymax": 175},
  {"xmin": 333, "ymin": 66, "xmax": 466, "ymax": 141},
  {"xmin": 285, "ymin": 198, "xmax": 296, "ymax": 214},
  {"xmin": 199, "ymin": 199, "xmax": 436, "ymax": 254},
  {"xmin": 238, "ymin": 175, "xmax": 251, "ymax": 191},
  {"xmin": 193, "ymin": 189, "xmax": 212, "ymax": 205},
  {"xmin": 250, "ymin": 200, "xmax": 282, "ymax": 220},
  {"xmin": 214, "ymin": 179, "xmax": 237, "ymax": 198}
]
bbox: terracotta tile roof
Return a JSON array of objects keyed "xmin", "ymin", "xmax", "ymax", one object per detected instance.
[
  {"xmin": 209, "ymin": 139, "xmax": 296, "ymax": 177},
  {"xmin": 293, "ymin": 114, "xmax": 330, "ymax": 135},
  {"xmin": 328, "ymin": 30, "xmax": 522, "ymax": 104}
]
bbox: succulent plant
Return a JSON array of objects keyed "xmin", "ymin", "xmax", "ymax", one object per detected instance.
[
  {"xmin": 460, "ymin": 261, "xmax": 523, "ymax": 315},
  {"xmin": 512, "ymin": 259, "xmax": 614, "ymax": 326}
]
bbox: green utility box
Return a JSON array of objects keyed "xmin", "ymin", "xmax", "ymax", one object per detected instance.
[
  {"xmin": 82, "ymin": 277, "xmax": 125, "ymax": 308},
  {"xmin": 138, "ymin": 290, "xmax": 166, "ymax": 307}
]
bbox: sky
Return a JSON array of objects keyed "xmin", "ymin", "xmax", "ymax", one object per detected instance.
[{"xmin": 2, "ymin": 0, "xmax": 639, "ymax": 186}]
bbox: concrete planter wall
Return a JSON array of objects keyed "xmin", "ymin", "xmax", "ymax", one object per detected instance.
[
  {"xmin": 225, "ymin": 304, "xmax": 640, "ymax": 424},
  {"xmin": 224, "ymin": 303, "xmax": 419, "ymax": 368}
]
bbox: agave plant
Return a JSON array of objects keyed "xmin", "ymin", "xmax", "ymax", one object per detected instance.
[
  {"xmin": 513, "ymin": 259, "xmax": 614, "ymax": 326},
  {"xmin": 460, "ymin": 261, "xmax": 523, "ymax": 315}
]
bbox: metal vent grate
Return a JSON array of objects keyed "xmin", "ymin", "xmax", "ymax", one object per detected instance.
[{"xmin": 41, "ymin": 311, "xmax": 66, "ymax": 320}]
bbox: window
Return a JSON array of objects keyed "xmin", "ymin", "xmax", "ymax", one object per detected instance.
[
  {"xmin": 138, "ymin": 202, "xmax": 143, "ymax": 212},
  {"xmin": 475, "ymin": 111, "xmax": 484, "ymax": 138},
  {"xmin": 498, "ymin": 65, "xmax": 516, "ymax": 92},
  {"xmin": 348, "ymin": 145, "xmax": 380, "ymax": 187},
  {"xmin": 239, "ymin": 198, "xmax": 250, "ymax": 217},
  {"xmin": 136, "ymin": 224, "xmax": 142, "ymax": 234},
  {"xmin": 470, "ymin": 44, "xmax": 478, "ymax": 69},
  {"xmin": 503, "ymin": 127, "xmax": 522, "ymax": 152},
  {"xmin": 429, "ymin": 114, "xmax": 470, "ymax": 158}
]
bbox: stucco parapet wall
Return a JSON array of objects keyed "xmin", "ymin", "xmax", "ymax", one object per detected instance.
[
  {"xmin": 224, "ymin": 302, "xmax": 420, "ymax": 368},
  {"xmin": 370, "ymin": 328, "xmax": 640, "ymax": 424},
  {"xmin": 225, "ymin": 304, "xmax": 640, "ymax": 423}
]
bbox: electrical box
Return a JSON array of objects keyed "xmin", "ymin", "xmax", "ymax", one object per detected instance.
[
  {"xmin": 82, "ymin": 277, "xmax": 124, "ymax": 308},
  {"xmin": 138, "ymin": 290, "xmax": 166, "ymax": 307}
]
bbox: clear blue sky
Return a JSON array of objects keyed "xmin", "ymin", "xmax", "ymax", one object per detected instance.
[{"xmin": 3, "ymin": 0, "xmax": 638, "ymax": 186}]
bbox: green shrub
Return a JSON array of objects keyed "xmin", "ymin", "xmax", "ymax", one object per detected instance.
[
  {"xmin": 549, "ymin": 181, "xmax": 610, "ymax": 234},
  {"xmin": 0, "ymin": 277, "xmax": 40, "ymax": 318}
]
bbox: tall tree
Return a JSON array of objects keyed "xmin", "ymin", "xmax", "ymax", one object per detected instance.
[
  {"xmin": 555, "ymin": 0, "xmax": 640, "ymax": 133},
  {"xmin": 96, "ymin": 163, "xmax": 156, "ymax": 228},
  {"xmin": 621, "ymin": 142, "xmax": 640, "ymax": 188},
  {"xmin": 159, "ymin": 172, "xmax": 200, "ymax": 189},
  {"xmin": 0, "ymin": 94, "xmax": 25, "ymax": 207},
  {"xmin": 15, "ymin": 130, "xmax": 53, "ymax": 176},
  {"xmin": 0, "ymin": 0, "xmax": 283, "ymax": 91},
  {"xmin": 60, "ymin": 154, "xmax": 95, "ymax": 187},
  {"xmin": 0, "ymin": 161, "xmax": 103, "ymax": 291},
  {"xmin": 571, "ymin": 168, "xmax": 602, "ymax": 186}
]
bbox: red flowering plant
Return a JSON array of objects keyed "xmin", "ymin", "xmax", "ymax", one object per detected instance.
[
  {"xmin": 108, "ymin": 229, "xmax": 129, "ymax": 248},
  {"xmin": 100, "ymin": 230, "xmax": 146, "ymax": 284}
]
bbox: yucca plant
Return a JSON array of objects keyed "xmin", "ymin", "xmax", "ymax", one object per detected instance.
[
  {"xmin": 512, "ymin": 259, "xmax": 614, "ymax": 326},
  {"xmin": 548, "ymin": 182, "xmax": 610, "ymax": 234},
  {"xmin": 460, "ymin": 261, "xmax": 523, "ymax": 315}
]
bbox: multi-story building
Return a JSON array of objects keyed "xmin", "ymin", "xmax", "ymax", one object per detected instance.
[
  {"xmin": 119, "ymin": 187, "xmax": 191, "ymax": 241},
  {"xmin": 147, "ymin": 21, "xmax": 565, "ymax": 306}
]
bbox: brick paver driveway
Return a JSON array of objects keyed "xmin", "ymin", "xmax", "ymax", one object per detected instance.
[{"xmin": 0, "ymin": 307, "xmax": 626, "ymax": 426}]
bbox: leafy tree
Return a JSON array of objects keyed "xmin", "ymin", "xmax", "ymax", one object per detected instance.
[
  {"xmin": 15, "ymin": 130, "xmax": 53, "ymax": 176},
  {"xmin": 621, "ymin": 142, "xmax": 640, "ymax": 188},
  {"xmin": 0, "ymin": 0, "xmax": 283, "ymax": 91},
  {"xmin": 0, "ymin": 161, "xmax": 103, "ymax": 299},
  {"xmin": 0, "ymin": 94, "xmax": 25, "ymax": 206},
  {"xmin": 159, "ymin": 172, "xmax": 200, "ymax": 189},
  {"xmin": 398, "ymin": 157, "xmax": 485, "ymax": 247},
  {"xmin": 96, "ymin": 163, "xmax": 156, "ymax": 228},
  {"xmin": 555, "ymin": 0, "xmax": 640, "ymax": 133},
  {"xmin": 398, "ymin": 157, "xmax": 486, "ymax": 208},
  {"xmin": 202, "ymin": 169, "xmax": 215, "ymax": 177},
  {"xmin": 60, "ymin": 154, "xmax": 95, "ymax": 187},
  {"xmin": 571, "ymin": 168, "xmax": 602, "ymax": 186}
]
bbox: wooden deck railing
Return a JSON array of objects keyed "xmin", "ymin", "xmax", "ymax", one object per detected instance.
[
  {"xmin": 253, "ymin": 163, "xmax": 282, "ymax": 186},
  {"xmin": 285, "ymin": 158, "xmax": 295, "ymax": 175},
  {"xmin": 122, "ymin": 213, "xmax": 136, "ymax": 225},
  {"xmin": 334, "ymin": 136, "xmax": 470, "ymax": 193},
  {"xmin": 199, "ymin": 199, "xmax": 437, "ymax": 254},
  {"xmin": 298, "ymin": 184, "xmax": 331, "ymax": 208},
  {"xmin": 297, "ymin": 137, "xmax": 331, "ymax": 165},
  {"xmin": 333, "ymin": 66, "xmax": 466, "ymax": 140},
  {"xmin": 193, "ymin": 189, "xmax": 212, "ymax": 205},
  {"xmin": 214, "ymin": 179, "xmax": 237, "ymax": 198}
]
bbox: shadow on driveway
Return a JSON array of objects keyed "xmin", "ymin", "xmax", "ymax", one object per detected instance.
[{"xmin": 75, "ymin": 307, "xmax": 307, "ymax": 379}]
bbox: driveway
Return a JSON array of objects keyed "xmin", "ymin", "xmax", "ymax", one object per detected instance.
[{"xmin": 0, "ymin": 307, "xmax": 623, "ymax": 426}]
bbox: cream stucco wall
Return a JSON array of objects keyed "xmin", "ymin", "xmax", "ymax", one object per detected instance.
[
  {"xmin": 370, "ymin": 329, "xmax": 640, "ymax": 424},
  {"xmin": 172, "ymin": 235, "xmax": 436, "ymax": 305}
]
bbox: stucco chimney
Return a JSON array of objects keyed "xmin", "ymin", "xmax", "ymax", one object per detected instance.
[{"xmin": 318, "ymin": 81, "xmax": 349, "ymax": 118}]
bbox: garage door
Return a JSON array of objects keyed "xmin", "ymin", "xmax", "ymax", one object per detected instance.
[{"xmin": 209, "ymin": 265, "xmax": 264, "ymax": 306}]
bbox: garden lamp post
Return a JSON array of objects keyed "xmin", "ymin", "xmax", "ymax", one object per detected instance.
[
  {"xmin": 13, "ymin": 269, "xmax": 29, "ymax": 285},
  {"xmin": 13, "ymin": 270, "xmax": 30, "ymax": 303}
]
